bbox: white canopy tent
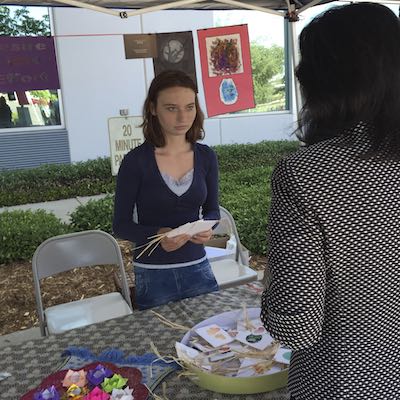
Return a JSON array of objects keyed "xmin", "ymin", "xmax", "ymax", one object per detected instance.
[
  {"xmin": 1, "ymin": 0, "xmax": 398, "ymax": 120},
  {"xmin": 0, "ymin": 0, "xmax": 332, "ymax": 117}
]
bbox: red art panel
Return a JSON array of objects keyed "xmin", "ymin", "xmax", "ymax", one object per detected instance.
[{"xmin": 197, "ymin": 25, "xmax": 255, "ymax": 117}]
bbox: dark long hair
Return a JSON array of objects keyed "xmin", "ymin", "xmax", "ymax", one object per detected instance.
[
  {"xmin": 296, "ymin": 2, "xmax": 400, "ymax": 157},
  {"xmin": 141, "ymin": 70, "xmax": 204, "ymax": 147}
]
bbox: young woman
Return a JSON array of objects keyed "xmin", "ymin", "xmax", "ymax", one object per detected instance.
[
  {"xmin": 113, "ymin": 70, "xmax": 219, "ymax": 310},
  {"xmin": 261, "ymin": 3, "xmax": 400, "ymax": 400}
]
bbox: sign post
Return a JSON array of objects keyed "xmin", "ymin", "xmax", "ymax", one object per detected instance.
[{"xmin": 108, "ymin": 116, "xmax": 144, "ymax": 176}]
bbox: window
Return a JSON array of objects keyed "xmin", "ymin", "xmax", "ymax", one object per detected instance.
[
  {"xmin": 0, "ymin": 6, "xmax": 63, "ymax": 130},
  {"xmin": 213, "ymin": 10, "xmax": 287, "ymax": 113}
]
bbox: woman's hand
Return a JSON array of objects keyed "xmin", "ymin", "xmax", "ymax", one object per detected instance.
[
  {"xmin": 190, "ymin": 229, "xmax": 213, "ymax": 245},
  {"xmin": 158, "ymin": 228, "xmax": 191, "ymax": 252}
]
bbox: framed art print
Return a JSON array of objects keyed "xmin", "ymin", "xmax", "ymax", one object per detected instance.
[{"xmin": 197, "ymin": 25, "xmax": 255, "ymax": 117}]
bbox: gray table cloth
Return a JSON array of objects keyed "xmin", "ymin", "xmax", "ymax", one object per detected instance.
[{"xmin": 0, "ymin": 283, "xmax": 289, "ymax": 399}]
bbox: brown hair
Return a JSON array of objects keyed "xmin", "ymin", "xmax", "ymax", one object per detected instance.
[{"xmin": 141, "ymin": 70, "xmax": 204, "ymax": 147}]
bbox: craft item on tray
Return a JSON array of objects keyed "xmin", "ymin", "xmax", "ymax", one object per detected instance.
[
  {"xmin": 237, "ymin": 358, "xmax": 282, "ymax": 378},
  {"xmin": 235, "ymin": 329, "xmax": 274, "ymax": 351},
  {"xmin": 195, "ymin": 324, "xmax": 234, "ymax": 347},
  {"xmin": 175, "ymin": 307, "xmax": 289, "ymax": 394},
  {"xmin": 21, "ymin": 362, "xmax": 148, "ymax": 400},
  {"xmin": 60, "ymin": 347, "xmax": 179, "ymax": 392},
  {"xmin": 273, "ymin": 347, "xmax": 292, "ymax": 365}
]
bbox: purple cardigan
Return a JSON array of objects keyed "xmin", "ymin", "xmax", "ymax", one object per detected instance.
[{"xmin": 113, "ymin": 141, "xmax": 220, "ymax": 265}]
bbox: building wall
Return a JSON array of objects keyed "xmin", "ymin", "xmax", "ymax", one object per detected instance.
[{"xmin": 52, "ymin": 7, "xmax": 295, "ymax": 163}]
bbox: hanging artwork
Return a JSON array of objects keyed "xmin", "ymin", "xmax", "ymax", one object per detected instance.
[
  {"xmin": 197, "ymin": 25, "xmax": 255, "ymax": 117},
  {"xmin": 123, "ymin": 34, "xmax": 157, "ymax": 59},
  {"xmin": 0, "ymin": 36, "xmax": 60, "ymax": 92},
  {"xmin": 153, "ymin": 31, "xmax": 197, "ymax": 89}
]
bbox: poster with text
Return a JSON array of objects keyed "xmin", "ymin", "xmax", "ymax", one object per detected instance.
[
  {"xmin": 0, "ymin": 36, "xmax": 60, "ymax": 92},
  {"xmin": 153, "ymin": 31, "xmax": 197, "ymax": 89},
  {"xmin": 197, "ymin": 25, "xmax": 255, "ymax": 117},
  {"xmin": 108, "ymin": 116, "xmax": 144, "ymax": 176}
]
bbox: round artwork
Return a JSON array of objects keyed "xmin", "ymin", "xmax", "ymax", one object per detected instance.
[
  {"xmin": 219, "ymin": 78, "xmax": 238, "ymax": 105},
  {"xmin": 162, "ymin": 40, "xmax": 184, "ymax": 64}
]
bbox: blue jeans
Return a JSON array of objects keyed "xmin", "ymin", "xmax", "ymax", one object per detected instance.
[{"xmin": 134, "ymin": 259, "xmax": 219, "ymax": 310}]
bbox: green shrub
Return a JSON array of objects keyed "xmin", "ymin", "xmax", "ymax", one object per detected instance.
[
  {"xmin": 0, "ymin": 210, "xmax": 72, "ymax": 264},
  {"xmin": 0, "ymin": 141, "xmax": 298, "ymax": 207},
  {"xmin": 70, "ymin": 195, "xmax": 114, "ymax": 234},
  {"xmin": 220, "ymin": 167, "xmax": 273, "ymax": 255},
  {"xmin": 214, "ymin": 140, "xmax": 298, "ymax": 173},
  {"xmin": 0, "ymin": 141, "xmax": 299, "ymax": 259},
  {"xmin": 0, "ymin": 158, "xmax": 115, "ymax": 207},
  {"xmin": 215, "ymin": 141, "xmax": 298, "ymax": 254}
]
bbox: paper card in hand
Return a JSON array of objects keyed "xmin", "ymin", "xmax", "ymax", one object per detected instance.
[{"xmin": 165, "ymin": 219, "xmax": 219, "ymax": 238}]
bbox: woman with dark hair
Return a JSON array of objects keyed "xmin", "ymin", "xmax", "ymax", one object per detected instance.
[
  {"xmin": 113, "ymin": 70, "xmax": 219, "ymax": 310},
  {"xmin": 261, "ymin": 3, "xmax": 400, "ymax": 399}
]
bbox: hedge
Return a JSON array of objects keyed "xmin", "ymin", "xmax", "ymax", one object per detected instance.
[
  {"xmin": 0, "ymin": 210, "xmax": 72, "ymax": 264},
  {"xmin": 0, "ymin": 158, "xmax": 114, "ymax": 207},
  {"xmin": 67, "ymin": 141, "xmax": 298, "ymax": 255},
  {"xmin": 0, "ymin": 141, "xmax": 298, "ymax": 207},
  {"xmin": 0, "ymin": 141, "xmax": 299, "ymax": 262}
]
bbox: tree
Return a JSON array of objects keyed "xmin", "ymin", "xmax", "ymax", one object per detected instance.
[
  {"xmin": 0, "ymin": 6, "xmax": 50, "ymax": 36},
  {"xmin": 250, "ymin": 43, "xmax": 285, "ymax": 106}
]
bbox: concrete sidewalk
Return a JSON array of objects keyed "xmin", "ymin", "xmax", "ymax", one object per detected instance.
[{"xmin": 0, "ymin": 194, "xmax": 108, "ymax": 223}]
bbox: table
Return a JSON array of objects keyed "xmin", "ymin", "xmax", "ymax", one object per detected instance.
[{"xmin": 0, "ymin": 283, "xmax": 289, "ymax": 400}]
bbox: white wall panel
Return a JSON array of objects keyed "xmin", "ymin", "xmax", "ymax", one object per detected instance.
[{"xmin": 52, "ymin": 7, "xmax": 295, "ymax": 163}]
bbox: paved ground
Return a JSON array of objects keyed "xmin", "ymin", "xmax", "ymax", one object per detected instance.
[{"xmin": 0, "ymin": 194, "xmax": 107, "ymax": 223}]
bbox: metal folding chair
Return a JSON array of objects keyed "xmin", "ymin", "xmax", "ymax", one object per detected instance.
[
  {"xmin": 207, "ymin": 206, "xmax": 258, "ymax": 289},
  {"xmin": 32, "ymin": 230, "xmax": 133, "ymax": 336}
]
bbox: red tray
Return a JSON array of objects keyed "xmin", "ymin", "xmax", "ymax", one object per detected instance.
[{"xmin": 21, "ymin": 362, "xmax": 149, "ymax": 400}]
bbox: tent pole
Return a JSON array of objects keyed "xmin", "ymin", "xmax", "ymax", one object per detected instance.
[
  {"xmin": 139, "ymin": 14, "xmax": 149, "ymax": 96},
  {"xmin": 126, "ymin": 0, "xmax": 207, "ymax": 17},
  {"xmin": 211, "ymin": 0, "xmax": 284, "ymax": 16},
  {"xmin": 53, "ymin": 0, "xmax": 120, "ymax": 16},
  {"xmin": 55, "ymin": 0, "xmax": 207, "ymax": 18},
  {"xmin": 298, "ymin": 0, "xmax": 323, "ymax": 14},
  {"xmin": 287, "ymin": 5, "xmax": 302, "ymax": 125}
]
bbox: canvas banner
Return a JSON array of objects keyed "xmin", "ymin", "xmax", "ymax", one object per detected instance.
[
  {"xmin": 197, "ymin": 25, "xmax": 255, "ymax": 117},
  {"xmin": 153, "ymin": 31, "xmax": 197, "ymax": 88},
  {"xmin": 0, "ymin": 36, "xmax": 60, "ymax": 92},
  {"xmin": 123, "ymin": 34, "xmax": 157, "ymax": 59}
]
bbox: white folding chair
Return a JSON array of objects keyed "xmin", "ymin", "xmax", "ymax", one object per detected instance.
[
  {"xmin": 32, "ymin": 230, "xmax": 133, "ymax": 336},
  {"xmin": 207, "ymin": 206, "xmax": 258, "ymax": 289}
]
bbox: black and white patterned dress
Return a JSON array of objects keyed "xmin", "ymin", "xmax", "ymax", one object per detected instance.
[{"xmin": 261, "ymin": 125, "xmax": 400, "ymax": 399}]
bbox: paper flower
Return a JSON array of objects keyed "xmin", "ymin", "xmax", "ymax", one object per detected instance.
[
  {"xmin": 84, "ymin": 387, "xmax": 110, "ymax": 400},
  {"xmin": 62, "ymin": 369, "xmax": 87, "ymax": 387},
  {"xmin": 110, "ymin": 387, "xmax": 134, "ymax": 400},
  {"xmin": 66, "ymin": 384, "xmax": 87, "ymax": 399},
  {"xmin": 87, "ymin": 364, "xmax": 113, "ymax": 386},
  {"xmin": 33, "ymin": 385, "xmax": 60, "ymax": 400},
  {"xmin": 101, "ymin": 374, "xmax": 128, "ymax": 393}
]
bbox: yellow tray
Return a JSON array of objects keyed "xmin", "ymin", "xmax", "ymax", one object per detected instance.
[{"xmin": 180, "ymin": 308, "xmax": 288, "ymax": 394}]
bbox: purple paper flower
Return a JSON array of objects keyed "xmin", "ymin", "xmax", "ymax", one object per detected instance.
[
  {"xmin": 33, "ymin": 385, "xmax": 60, "ymax": 400},
  {"xmin": 87, "ymin": 364, "xmax": 113, "ymax": 386}
]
